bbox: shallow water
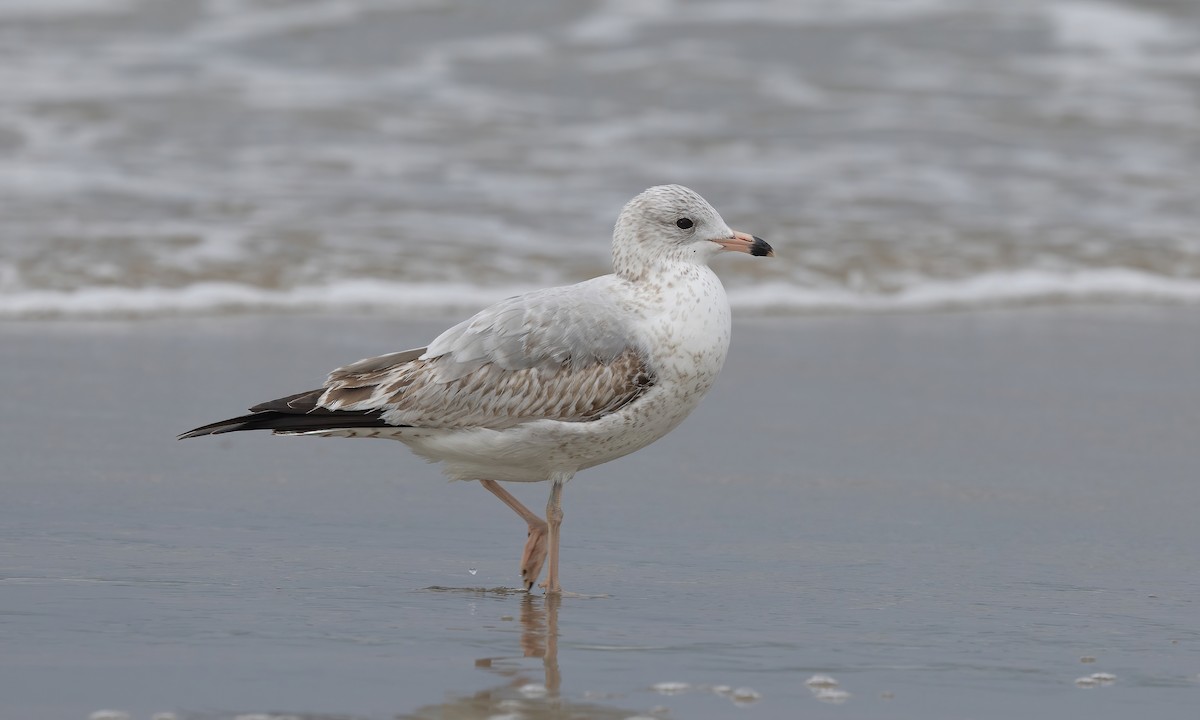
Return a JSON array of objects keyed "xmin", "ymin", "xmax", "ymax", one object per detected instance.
[
  {"xmin": 2, "ymin": 0, "xmax": 1200, "ymax": 317},
  {"xmin": 2, "ymin": 309, "xmax": 1198, "ymax": 718}
]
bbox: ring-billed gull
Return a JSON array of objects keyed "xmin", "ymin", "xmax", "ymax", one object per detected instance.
[{"xmin": 180, "ymin": 185, "xmax": 773, "ymax": 593}]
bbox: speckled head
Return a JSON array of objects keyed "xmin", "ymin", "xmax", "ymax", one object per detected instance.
[{"xmin": 611, "ymin": 185, "xmax": 772, "ymax": 280}]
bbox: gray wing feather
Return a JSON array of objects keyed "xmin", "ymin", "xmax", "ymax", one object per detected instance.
[{"xmin": 426, "ymin": 281, "xmax": 632, "ymax": 374}]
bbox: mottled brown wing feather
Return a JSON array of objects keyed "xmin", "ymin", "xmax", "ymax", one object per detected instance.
[{"xmin": 320, "ymin": 347, "xmax": 655, "ymax": 429}]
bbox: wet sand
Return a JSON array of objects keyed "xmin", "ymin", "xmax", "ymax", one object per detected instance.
[{"xmin": 2, "ymin": 307, "xmax": 1198, "ymax": 719}]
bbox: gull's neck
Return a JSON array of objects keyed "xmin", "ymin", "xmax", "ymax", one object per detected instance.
[{"xmin": 614, "ymin": 247, "xmax": 713, "ymax": 284}]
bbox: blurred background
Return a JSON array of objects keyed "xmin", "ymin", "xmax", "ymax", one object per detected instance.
[
  {"xmin": 2, "ymin": 0, "xmax": 1198, "ymax": 319},
  {"xmin": 5, "ymin": 4, "xmax": 1200, "ymax": 718}
]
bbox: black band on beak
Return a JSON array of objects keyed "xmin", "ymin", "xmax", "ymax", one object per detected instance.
[{"xmin": 749, "ymin": 236, "xmax": 773, "ymax": 257}]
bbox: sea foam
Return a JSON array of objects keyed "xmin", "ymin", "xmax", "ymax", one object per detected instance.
[{"xmin": 4, "ymin": 268, "xmax": 1200, "ymax": 320}]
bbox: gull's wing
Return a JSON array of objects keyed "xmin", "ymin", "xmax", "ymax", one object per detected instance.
[
  {"xmin": 320, "ymin": 278, "xmax": 656, "ymax": 429},
  {"xmin": 179, "ymin": 277, "xmax": 656, "ymax": 438}
]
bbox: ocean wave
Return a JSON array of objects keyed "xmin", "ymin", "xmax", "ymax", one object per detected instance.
[
  {"xmin": 3, "ymin": 269, "xmax": 1200, "ymax": 320},
  {"xmin": 2, "ymin": 0, "xmax": 1198, "ymax": 326}
]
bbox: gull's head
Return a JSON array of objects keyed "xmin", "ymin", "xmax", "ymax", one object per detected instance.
[{"xmin": 612, "ymin": 184, "xmax": 772, "ymax": 279}]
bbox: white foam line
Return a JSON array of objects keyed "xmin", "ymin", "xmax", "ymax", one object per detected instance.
[
  {"xmin": 727, "ymin": 268, "xmax": 1200, "ymax": 312},
  {"xmin": 2, "ymin": 269, "xmax": 1200, "ymax": 319},
  {"xmin": 0, "ymin": 280, "xmax": 535, "ymax": 319}
]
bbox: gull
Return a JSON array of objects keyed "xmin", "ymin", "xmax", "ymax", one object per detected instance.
[{"xmin": 179, "ymin": 185, "xmax": 773, "ymax": 593}]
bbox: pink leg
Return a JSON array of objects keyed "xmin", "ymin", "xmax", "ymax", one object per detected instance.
[
  {"xmin": 480, "ymin": 479, "xmax": 548, "ymax": 590},
  {"xmin": 543, "ymin": 477, "xmax": 565, "ymax": 595}
]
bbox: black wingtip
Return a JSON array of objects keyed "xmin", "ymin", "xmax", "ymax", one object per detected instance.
[
  {"xmin": 177, "ymin": 419, "xmax": 253, "ymax": 440},
  {"xmin": 178, "ymin": 405, "xmax": 396, "ymax": 440},
  {"xmin": 178, "ymin": 428, "xmax": 217, "ymax": 440}
]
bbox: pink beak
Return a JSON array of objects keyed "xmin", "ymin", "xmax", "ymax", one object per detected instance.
[{"xmin": 713, "ymin": 230, "xmax": 773, "ymax": 257}]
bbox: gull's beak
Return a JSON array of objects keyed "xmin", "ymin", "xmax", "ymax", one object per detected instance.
[{"xmin": 713, "ymin": 230, "xmax": 774, "ymax": 257}]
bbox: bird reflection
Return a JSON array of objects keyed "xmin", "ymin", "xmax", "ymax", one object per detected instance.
[
  {"xmin": 402, "ymin": 592, "xmax": 636, "ymax": 720},
  {"xmin": 471, "ymin": 593, "xmax": 561, "ymax": 696},
  {"xmin": 518, "ymin": 591, "xmax": 561, "ymax": 692}
]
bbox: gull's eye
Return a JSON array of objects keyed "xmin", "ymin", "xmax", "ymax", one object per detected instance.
[{"xmin": 676, "ymin": 218, "xmax": 693, "ymax": 230}]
